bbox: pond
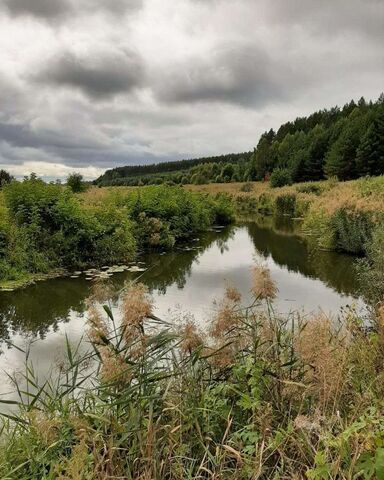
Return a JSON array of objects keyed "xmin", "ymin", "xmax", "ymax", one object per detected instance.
[{"xmin": 0, "ymin": 217, "xmax": 367, "ymax": 399}]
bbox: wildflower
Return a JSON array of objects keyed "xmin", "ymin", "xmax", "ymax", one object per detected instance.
[{"xmin": 251, "ymin": 265, "xmax": 278, "ymax": 300}]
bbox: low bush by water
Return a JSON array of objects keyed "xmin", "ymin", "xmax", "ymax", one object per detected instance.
[{"xmin": 0, "ymin": 178, "xmax": 234, "ymax": 287}]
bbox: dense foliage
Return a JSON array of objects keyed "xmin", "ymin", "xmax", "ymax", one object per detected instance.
[
  {"xmin": 66, "ymin": 172, "xmax": 86, "ymax": 193},
  {"xmin": 2, "ymin": 273, "xmax": 384, "ymax": 478},
  {"xmin": 96, "ymin": 152, "xmax": 251, "ymax": 187},
  {"xmin": 250, "ymin": 95, "xmax": 384, "ymax": 184},
  {"xmin": 0, "ymin": 178, "xmax": 234, "ymax": 285},
  {"xmin": 96, "ymin": 94, "xmax": 384, "ymax": 187}
]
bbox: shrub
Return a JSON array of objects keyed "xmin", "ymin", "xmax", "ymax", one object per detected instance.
[
  {"xmin": 235, "ymin": 195, "xmax": 258, "ymax": 214},
  {"xmin": 270, "ymin": 168, "xmax": 293, "ymax": 188},
  {"xmin": 239, "ymin": 182, "xmax": 253, "ymax": 192},
  {"xmin": 208, "ymin": 193, "xmax": 235, "ymax": 224},
  {"xmin": 66, "ymin": 173, "xmax": 86, "ymax": 193},
  {"xmin": 0, "ymin": 169, "xmax": 13, "ymax": 189},
  {"xmin": 257, "ymin": 193, "xmax": 274, "ymax": 214},
  {"xmin": 126, "ymin": 186, "xmax": 232, "ymax": 240},
  {"xmin": 357, "ymin": 222, "xmax": 384, "ymax": 305},
  {"xmin": 331, "ymin": 208, "xmax": 374, "ymax": 254},
  {"xmin": 302, "ymin": 208, "xmax": 335, "ymax": 250},
  {"xmin": 2, "ymin": 178, "xmax": 136, "ymax": 272},
  {"xmin": 275, "ymin": 193, "xmax": 297, "ymax": 216}
]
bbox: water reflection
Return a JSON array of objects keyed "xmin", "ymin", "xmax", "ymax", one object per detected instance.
[
  {"xmin": 246, "ymin": 216, "xmax": 358, "ymax": 296},
  {"xmin": 0, "ymin": 219, "xmax": 364, "ymax": 354}
]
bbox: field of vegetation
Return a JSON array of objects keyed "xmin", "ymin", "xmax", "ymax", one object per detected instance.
[
  {"xmin": 0, "ymin": 177, "xmax": 234, "ymax": 289},
  {"xmin": 1, "ymin": 268, "xmax": 384, "ymax": 478}
]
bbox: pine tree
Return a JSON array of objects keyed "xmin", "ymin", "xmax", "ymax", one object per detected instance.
[
  {"xmin": 304, "ymin": 124, "xmax": 328, "ymax": 180},
  {"xmin": 324, "ymin": 109, "xmax": 366, "ymax": 180},
  {"xmin": 356, "ymin": 110, "xmax": 384, "ymax": 176},
  {"xmin": 250, "ymin": 129, "xmax": 276, "ymax": 180}
]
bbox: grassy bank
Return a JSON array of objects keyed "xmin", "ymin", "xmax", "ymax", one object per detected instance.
[
  {"xmin": 0, "ymin": 179, "xmax": 234, "ymax": 290},
  {"xmin": 187, "ymin": 176, "xmax": 384, "ymax": 256},
  {"xmin": 1, "ymin": 271, "xmax": 384, "ymax": 478}
]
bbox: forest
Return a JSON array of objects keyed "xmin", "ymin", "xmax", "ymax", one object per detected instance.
[{"xmin": 96, "ymin": 94, "xmax": 384, "ymax": 187}]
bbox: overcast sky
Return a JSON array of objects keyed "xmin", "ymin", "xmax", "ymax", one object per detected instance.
[{"xmin": 0, "ymin": 0, "xmax": 383, "ymax": 180}]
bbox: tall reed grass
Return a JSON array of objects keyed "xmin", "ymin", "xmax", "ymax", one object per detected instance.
[{"xmin": 1, "ymin": 269, "xmax": 384, "ymax": 479}]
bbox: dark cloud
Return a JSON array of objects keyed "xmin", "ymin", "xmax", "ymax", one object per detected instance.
[
  {"xmin": 2, "ymin": 0, "xmax": 72, "ymax": 20},
  {"xmin": 86, "ymin": 0, "xmax": 143, "ymax": 15},
  {"xmin": 155, "ymin": 45, "xmax": 297, "ymax": 107},
  {"xmin": 263, "ymin": 0, "xmax": 384, "ymax": 41},
  {"xmin": 2, "ymin": 0, "xmax": 143, "ymax": 21},
  {"xmin": 0, "ymin": 120, "xmax": 159, "ymax": 168},
  {"xmin": 35, "ymin": 49, "xmax": 145, "ymax": 99},
  {"xmin": 0, "ymin": 0, "xmax": 383, "ymax": 178}
]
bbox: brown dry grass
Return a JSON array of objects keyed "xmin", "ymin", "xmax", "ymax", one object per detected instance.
[{"xmin": 186, "ymin": 178, "xmax": 384, "ymax": 216}]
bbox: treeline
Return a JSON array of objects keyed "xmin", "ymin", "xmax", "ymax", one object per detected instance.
[
  {"xmin": 96, "ymin": 94, "xmax": 384, "ymax": 187},
  {"xmin": 96, "ymin": 153, "xmax": 251, "ymax": 186},
  {"xmin": 251, "ymin": 94, "xmax": 384, "ymax": 186}
]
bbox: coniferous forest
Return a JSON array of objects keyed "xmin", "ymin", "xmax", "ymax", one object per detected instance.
[{"xmin": 96, "ymin": 95, "xmax": 384, "ymax": 187}]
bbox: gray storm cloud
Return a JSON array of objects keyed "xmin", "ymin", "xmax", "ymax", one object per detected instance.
[
  {"xmin": 154, "ymin": 45, "xmax": 299, "ymax": 107},
  {"xmin": 0, "ymin": 0, "xmax": 383, "ymax": 179},
  {"xmin": 34, "ymin": 49, "xmax": 146, "ymax": 99},
  {"xmin": 2, "ymin": 0, "xmax": 143, "ymax": 20},
  {"xmin": 2, "ymin": 0, "xmax": 72, "ymax": 20}
]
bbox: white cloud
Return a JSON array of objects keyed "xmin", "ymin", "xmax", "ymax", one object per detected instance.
[{"xmin": 1, "ymin": 161, "xmax": 104, "ymax": 181}]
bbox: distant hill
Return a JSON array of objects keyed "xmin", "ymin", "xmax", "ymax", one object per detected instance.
[{"xmin": 95, "ymin": 94, "xmax": 384, "ymax": 187}]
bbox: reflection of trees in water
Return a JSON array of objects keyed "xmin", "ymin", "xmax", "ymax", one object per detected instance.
[
  {"xmin": 0, "ymin": 226, "xmax": 235, "ymax": 346},
  {"xmin": 0, "ymin": 219, "xmax": 360, "ymax": 351},
  {"xmin": 139, "ymin": 227, "xmax": 235, "ymax": 295},
  {"xmin": 0, "ymin": 279, "xmax": 90, "ymax": 350},
  {"xmin": 246, "ymin": 217, "xmax": 359, "ymax": 297}
]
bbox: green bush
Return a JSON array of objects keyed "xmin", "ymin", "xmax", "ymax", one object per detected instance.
[
  {"xmin": 257, "ymin": 193, "xmax": 274, "ymax": 214},
  {"xmin": 275, "ymin": 193, "xmax": 297, "ymax": 216},
  {"xmin": 66, "ymin": 172, "xmax": 86, "ymax": 193},
  {"xmin": 2, "ymin": 178, "xmax": 136, "ymax": 273},
  {"xmin": 357, "ymin": 222, "xmax": 384, "ymax": 305},
  {"xmin": 331, "ymin": 208, "xmax": 374, "ymax": 254},
  {"xmin": 126, "ymin": 186, "xmax": 233, "ymax": 241},
  {"xmin": 0, "ymin": 182, "xmax": 235, "ymax": 283},
  {"xmin": 270, "ymin": 168, "xmax": 293, "ymax": 188}
]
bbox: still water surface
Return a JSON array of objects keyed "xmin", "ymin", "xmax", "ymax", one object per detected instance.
[{"xmin": 0, "ymin": 218, "xmax": 366, "ymax": 397}]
